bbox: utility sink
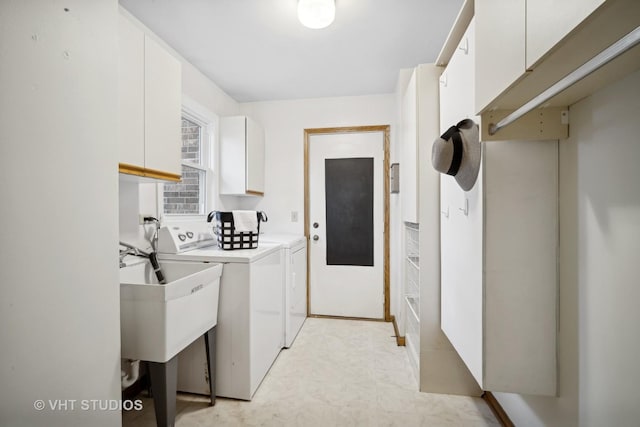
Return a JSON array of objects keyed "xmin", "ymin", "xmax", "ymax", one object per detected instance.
[{"xmin": 120, "ymin": 260, "xmax": 223, "ymax": 363}]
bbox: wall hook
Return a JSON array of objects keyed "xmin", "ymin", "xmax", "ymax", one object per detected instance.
[
  {"xmin": 439, "ymin": 73, "xmax": 448, "ymax": 87},
  {"xmin": 458, "ymin": 198, "xmax": 469, "ymax": 216},
  {"xmin": 458, "ymin": 37, "xmax": 469, "ymax": 54}
]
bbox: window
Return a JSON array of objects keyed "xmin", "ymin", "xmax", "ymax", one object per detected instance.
[{"xmin": 163, "ymin": 113, "xmax": 211, "ymax": 215}]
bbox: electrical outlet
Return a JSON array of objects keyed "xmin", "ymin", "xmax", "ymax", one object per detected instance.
[{"xmin": 291, "ymin": 211, "xmax": 298, "ymax": 223}]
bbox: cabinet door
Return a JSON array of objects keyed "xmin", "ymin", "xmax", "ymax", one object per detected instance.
[
  {"xmin": 219, "ymin": 116, "xmax": 248, "ymax": 195},
  {"xmin": 440, "ymin": 158, "xmax": 484, "ymax": 388},
  {"xmin": 526, "ymin": 0, "xmax": 606, "ymax": 68},
  {"xmin": 401, "ymin": 70, "xmax": 418, "ymax": 223},
  {"xmin": 440, "ymin": 20, "xmax": 476, "ymax": 127},
  {"xmin": 117, "ymin": 14, "xmax": 144, "ymax": 167},
  {"xmin": 475, "ymin": 0, "xmax": 526, "ymax": 113},
  {"xmin": 245, "ymin": 117, "xmax": 265, "ymax": 195},
  {"xmin": 439, "ymin": 18, "xmax": 485, "ymax": 388},
  {"xmin": 144, "ymin": 35, "xmax": 181, "ymax": 175}
]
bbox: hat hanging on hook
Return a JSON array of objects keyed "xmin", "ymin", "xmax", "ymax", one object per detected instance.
[{"xmin": 431, "ymin": 119, "xmax": 481, "ymax": 192}]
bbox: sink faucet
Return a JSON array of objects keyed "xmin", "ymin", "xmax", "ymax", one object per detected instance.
[
  {"xmin": 119, "ymin": 240, "xmax": 167, "ymax": 284},
  {"xmin": 140, "ymin": 216, "xmax": 161, "ymax": 252},
  {"xmin": 119, "ymin": 241, "xmax": 150, "ymax": 268}
]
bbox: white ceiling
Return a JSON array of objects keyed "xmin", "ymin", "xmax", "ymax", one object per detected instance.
[{"xmin": 119, "ymin": 0, "xmax": 464, "ymax": 102}]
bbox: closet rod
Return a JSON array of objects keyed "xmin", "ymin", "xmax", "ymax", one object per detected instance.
[{"xmin": 489, "ymin": 25, "xmax": 640, "ymax": 136}]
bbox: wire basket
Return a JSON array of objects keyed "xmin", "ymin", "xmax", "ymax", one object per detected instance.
[{"xmin": 206, "ymin": 211, "xmax": 268, "ymax": 250}]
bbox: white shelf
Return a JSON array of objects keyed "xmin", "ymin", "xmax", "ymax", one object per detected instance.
[
  {"xmin": 405, "ymin": 297, "xmax": 420, "ymax": 382},
  {"xmin": 406, "ymin": 295, "xmax": 420, "ymax": 323},
  {"xmin": 404, "ymin": 222, "xmax": 420, "ymax": 382},
  {"xmin": 405, "ymin": 258, "xmax": 419, "ymax": 305}
]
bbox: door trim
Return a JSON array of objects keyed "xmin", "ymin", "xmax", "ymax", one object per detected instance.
[{"xmin": 304, "ymin": 125, "xmax": 391, "ymax": 321}]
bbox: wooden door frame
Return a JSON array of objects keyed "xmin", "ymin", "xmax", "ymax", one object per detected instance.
[{"xmin": 304, "ymin": 125, "xmax": 391, "ymax": 322}]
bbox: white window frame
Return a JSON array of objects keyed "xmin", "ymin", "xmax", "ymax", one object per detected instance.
[{"xmin": 158, "ymin": 96, "xmax": 218, "ymax": 223}]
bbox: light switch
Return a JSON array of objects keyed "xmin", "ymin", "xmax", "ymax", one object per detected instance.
[
  {"xmin": 390, "ymin": 163, "xmax": 400, "ymax": 193},
  {"xmin": 291, "ymin": 211, "xmax": 298, "ymax": 222}
]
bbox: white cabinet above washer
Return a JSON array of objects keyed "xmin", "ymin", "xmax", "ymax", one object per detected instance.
[{"xmin": 219, "ymin": 116, "xmax": 265, "ymax": 196}]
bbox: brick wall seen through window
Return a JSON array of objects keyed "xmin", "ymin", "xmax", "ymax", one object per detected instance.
[
  {"xmin": 163, "ymin": 117, "xmax": 205, "ymax": 214},
  {"xmin": 181, "ymin": 118, "xmax": 201, "ymax": 164}
]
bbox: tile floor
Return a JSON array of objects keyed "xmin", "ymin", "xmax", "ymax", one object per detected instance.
[{"xmin": 123, "ymin": 318, "xmax": 500, "ymax": 426}]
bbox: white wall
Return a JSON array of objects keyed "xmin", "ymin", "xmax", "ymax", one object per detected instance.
[
  {"xmin": 494, "ymin": 69, "xmax": 640, "ymax": 426},
  {"xmin": 238, "ymin": 95, "xmax": 399, "ymax": 315},
  {"xmin": 0, "ymin": 1, "xmax": 121, "ymax": 426},
  {"xmin": 239, "ymin": 95, "xmax": 395, "ymax": 232}
]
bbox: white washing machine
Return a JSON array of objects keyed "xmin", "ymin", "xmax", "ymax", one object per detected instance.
[
  {"xmin": 157, "ymin": 223, "xmax": 284, "ymax": 400},
  {"xmin": 261, "ymin": 233, "xmax": 307, "ymax": 348}
]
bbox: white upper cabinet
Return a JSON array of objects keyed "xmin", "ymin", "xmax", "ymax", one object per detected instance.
[
  {"xmin": 440, "ymin": 17, "xmax": 558, "ymax": 396},
  {"xmin": 143, "ymin": 35, "xmax": 182, "ymax": 177},
  {"xmin": 526, "ymin": 0, "xmax": 606, "ymax": 68},
  {"xmin": 440, "ymin": 19, "xmax": 476, "ymax": 128},
  {"xmin": 219, "ymin": 116, "xmax": 265, "ymax": 196},
  {"xmin": 245, "ymin": 116, "xmax": 265, "ymax": 195},
  {"xmin": 401, "ymin": 70, "xmax": 418, "ymax": 223},
  {"xmin": 400, "ymin": 64, "xmax": 440, "ymax": 223},
  {"xmin": 475, "ymin": 0, "xmax": 639, "ymax": 115},
  {"xmin": 117, "ymin": 13, "xmax": 144, "ymax": 168},
  {"xmin": 117, "ymin": 12, "xmax": 182, "ymax": 181},
  {"xmin": 475, "ymin": 0, "xmax": 526, "ymax": 115}
]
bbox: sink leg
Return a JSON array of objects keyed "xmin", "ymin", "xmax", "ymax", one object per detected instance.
[
  {"xmin": 204, "ymin": 325, "xmax": 216, "ymax": 406},
  {"xmin": 148, "ymin": 355, "xmax": 178, "ymax": 427}
]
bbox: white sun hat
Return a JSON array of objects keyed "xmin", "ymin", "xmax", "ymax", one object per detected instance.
[{"xmin": 431, "ymin": 118, "xmax": 481, "ymax": 192}]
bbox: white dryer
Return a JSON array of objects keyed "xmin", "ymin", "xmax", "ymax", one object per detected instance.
[{"xmin": 261, "ymin": 233, "xmax": 307, "ymax": 348}]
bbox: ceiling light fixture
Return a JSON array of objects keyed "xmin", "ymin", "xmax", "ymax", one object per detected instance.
[{"xmin": 298, "ymin": 0, "xmax": 335, "ymax": 29}]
